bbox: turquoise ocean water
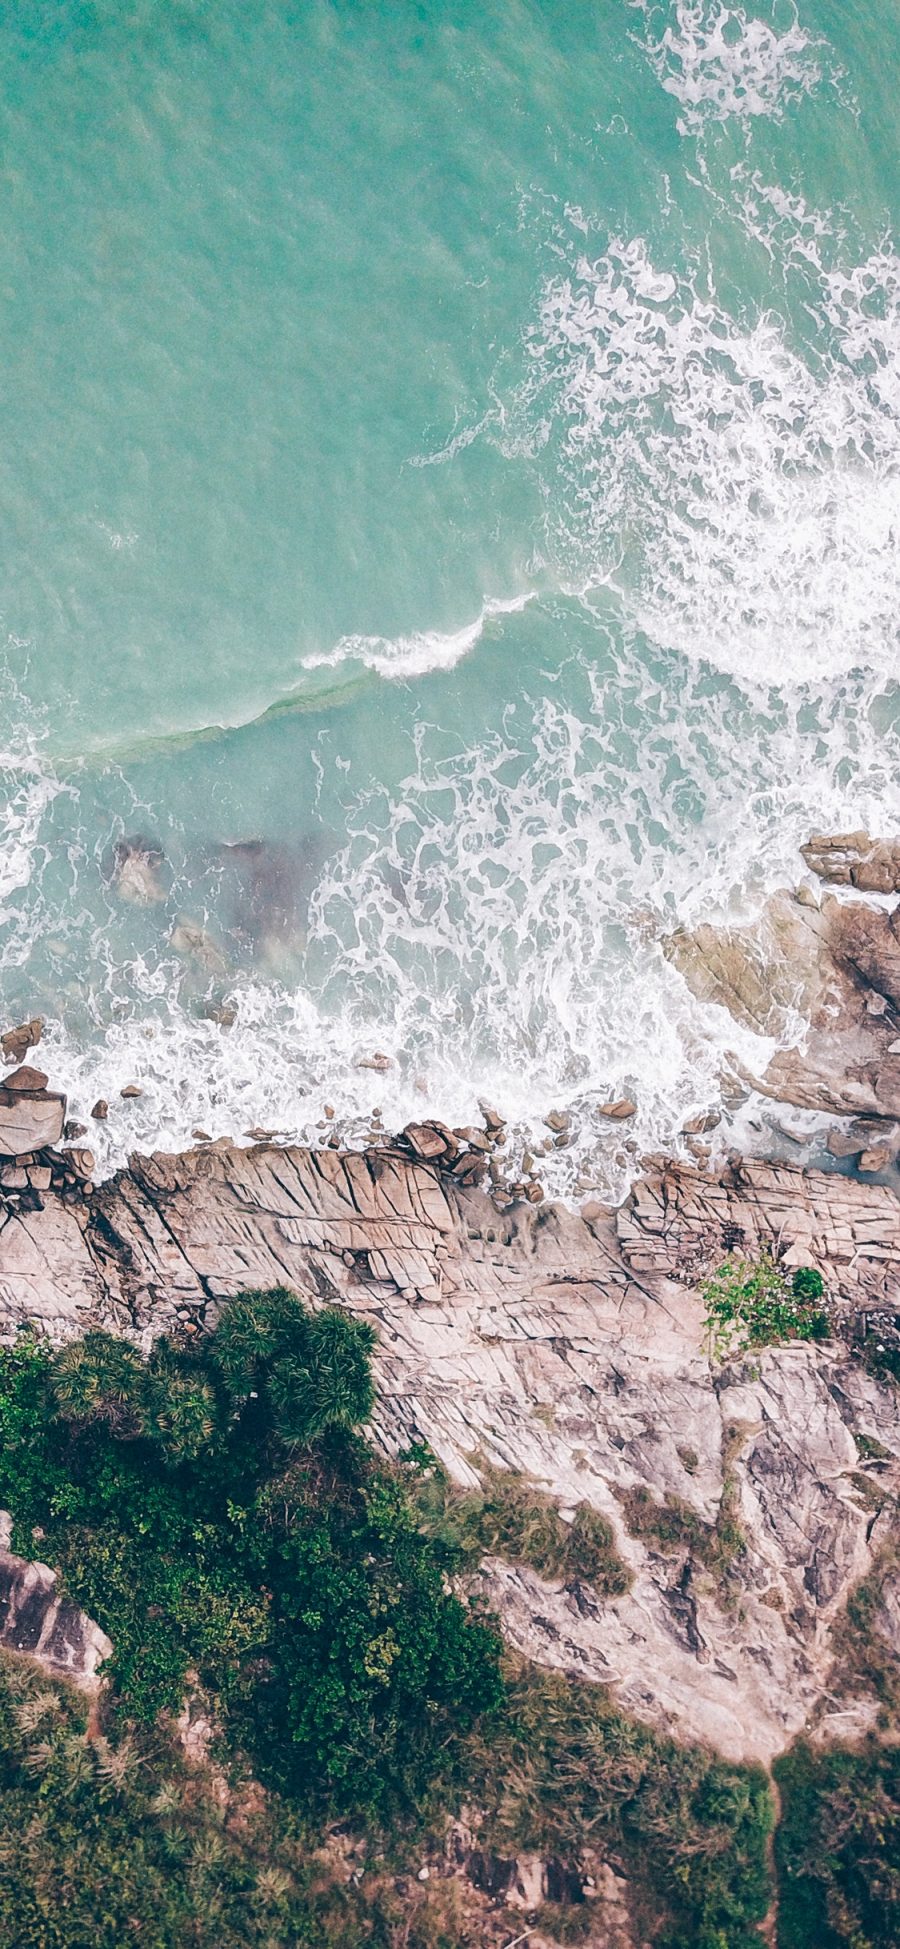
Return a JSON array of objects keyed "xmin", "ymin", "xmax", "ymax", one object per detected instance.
[{"xmin": 1, "ymin": 1, "xmax": 898, "ymax": 1195}]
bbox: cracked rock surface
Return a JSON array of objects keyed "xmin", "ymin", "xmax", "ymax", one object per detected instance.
[{"xmin": 1, "ymin": 1138, "xmax": 898, "ymax": 1761}]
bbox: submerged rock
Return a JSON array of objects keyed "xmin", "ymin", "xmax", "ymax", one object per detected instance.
[{"xmin": 109, "ymin": 833, "xmax": 168, "ymax": 906}]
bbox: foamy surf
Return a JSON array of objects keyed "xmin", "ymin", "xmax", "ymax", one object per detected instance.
[{"xmin": 302, "ymin": 593, "xmax": 536, "ymax": 681}]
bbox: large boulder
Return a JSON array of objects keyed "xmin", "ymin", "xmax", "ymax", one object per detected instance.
[
  {"xmin": 0, "ymin": 1512, "xmax": 111, "ymax": 1689},
  {"xmin": 0, "ymin": 1079, "xmax": 65, "ymax": 1157},
  {"xmin": 802, "ymin": 830, "xmax": 900, "ymax": 894}
]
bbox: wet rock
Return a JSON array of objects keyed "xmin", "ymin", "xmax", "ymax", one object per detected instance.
[
  {"xmin": 1, "ymin": 1018, "xmax": 43, "ymax": 1066},
  {"xmin": 65, "ymin": 1149, "xmax": 95, "ymax": 1181},
  {"xmin": 120, "ymin": 1084, "xmax": 142, "ymax": 1099},
  {"xmin": 63, "ymin": 1121, "xmax": 88, "ymax": 1141},
  {"xmin": 91, "ymin": 1099, "xmax": 109, "ymax": 1121},
  {"xmin": 544, "ymin": 1109, "xmax": 570, "ymax": 1133},
  {"xmin": 802, "ymin": 830, "xmax": 900, "ymax": 894},
  {"xmin": 201, "ymin": 1000, "xmax": 238, "ymax": 1028},
  {"xmin": 859, "ymin": 1147, "xmax": 892, "ymax": 1174},
  {"xmin": 109, "ymin": 833, "xmax": 168, "ymax": 906},
  {"xmin": 478, "ymin": 1100, "xmax": 506, "ymax": 1133},
  {"xmin": 357, "ymin": 1051, "xmax": 392, "ymax": 1072},
  {"xmin": 600, "ymin": 1098, "xmax": 637, "ymax": 1120}
]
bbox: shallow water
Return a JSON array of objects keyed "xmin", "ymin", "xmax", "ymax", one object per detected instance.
[{"xmin": 1, "ymin": 1, "xmax": 898, "ymax": 1195}]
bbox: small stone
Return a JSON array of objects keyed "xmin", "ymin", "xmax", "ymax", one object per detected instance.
[
  {"xmin": 27, "ymin": 1167, "xmax": 52, "ymax": 1190},
  {"xmin": 826, "ymin": 1127, "xmax": 867, "ymax": 1158},
  {"xmin": 63, "ymin": 1120, "xmax": 88, "ymax": 1141},
  {"xmin": 452, "ymin": 1127, "xmax": 492, "ymax": 1151},
  {"xmin": 65, "ymin": 1149, "xmax": 95, "ymax": 1180},
  {"xmin": 356, "ymin": 1052, "xmax": 392, "ymax": 1072},
  {"xmin": 478, "ymin": 1100, "xmax": 505, "ymax": 1132},
  {"xmin": 0, "ymin": 1166, "xmax": 28, "ymax": 1189},
  {"xmin": 416, "ymin": 1867, "xmax": 430, "ymax": 1882},
  {"xmin": 859, "ymin": 1147, "xmax": 892, "ymax": 1174},
  {"xmin": 525, "ymin": 1181, "xmax": 545, "ymax": 1203},
  {"xmin": 90, "ymin": 1099, "xmax": 109, "ymax": 1121},
  {"xmin": 202, "ymin": 1001, "xmax": 238, "ymax": 1028},
  {"xmin": 3, "ymin": 1064, "xmax": 49, "ymax": 1093},
  {"xmin": 682, "ymin": 1111, "xmax": 721, "ymax": 1135},
  {"xmin": 599, "ymin": 1098, "xmax": 637, "ymax": 1119},
  {"xmin": 120, "ymin": 1085, "xmax": 142, "ymax": 1099},
  {"xmin": 521, "ymin": 1151, "xmax": 535, "ymax": 1174},
  {"xmin": 324, "ymin": 1104, "xmax": 336, "ymax": 1119},
  {"xmin": 192, "ymin": 1129, "xmax": 212, "ymax": 1143},
  {"xmin": 544, "ymin": 1109, "xmax": 570, "ymax": 1133}
]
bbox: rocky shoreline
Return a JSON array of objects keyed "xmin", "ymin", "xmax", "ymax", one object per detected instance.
[{"xmin": 1, "ymin": 833, "xmax": 899, "ymax": 1769}]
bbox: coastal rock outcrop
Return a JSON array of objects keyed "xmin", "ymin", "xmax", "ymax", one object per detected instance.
[
  {"xmin": 0, "ymin": 1133, "xmax": 897, "ymax": 1764},
  {"xmin": 802, "ymin": 830, "xmax": 900, "ymax": 893}
]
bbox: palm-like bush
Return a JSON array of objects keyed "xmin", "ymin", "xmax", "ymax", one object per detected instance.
[
  {"xmin": 50, "ymin": 1331, "xmax": 146, "ymax": 1436},
  {"xmin": 268, "ymin": 1308, "xmax": 375, "ymax": 1446}
]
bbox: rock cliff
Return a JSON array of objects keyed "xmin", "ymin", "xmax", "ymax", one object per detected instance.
[{"xmin": 1, "ymin": 1133, "xmax": 897, "ymax": 1764}]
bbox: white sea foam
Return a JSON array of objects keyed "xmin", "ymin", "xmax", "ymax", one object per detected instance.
[
  {"xmin": 633, "ymin": 1, "xmax": 823, "ymax": 131},
  {"xmin": 302, "ymin": 593, "xmax": 536, "ymax": 680},
  {"xmin": 529, "ymin": 233, "xmax": 900, "ymax": 687}
]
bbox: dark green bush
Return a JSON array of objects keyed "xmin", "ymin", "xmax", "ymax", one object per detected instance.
[
  {"xmin": 701, "ymin": 1255, "xmax": 829, "ymax": 1360},
  {"xmin": 0, "ymin": 1298, "xmax": 499, "ymax": 1815},
  {"xmin": 791, "ymin": 1266, "xmax": 825, "ymax": 1301},
  {"xmin": 774, "ymin": 1740, "xmax": 900, "ymax": 1948}
]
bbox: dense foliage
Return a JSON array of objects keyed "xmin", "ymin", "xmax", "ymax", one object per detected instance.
[
  {"xmin": 0, "ymin": 1296, "xmax": 501, "ymax": 1816},
  {"xmin": 701, "ymin": 1255, "xmax": 829, "ymax": 1360},
  {"xmin": 774, "ymin": 1740, "xmax": 900, "ymax": 1949},
  {"xmin": 0, "ymin": 1292, "xmax": 849, "ymax": 1948}
]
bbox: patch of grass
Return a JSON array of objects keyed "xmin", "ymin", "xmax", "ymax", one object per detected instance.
[
  {"xmin": 774, "ymin": 1739, "xmax": 900, "ymax": 1949},
  {"xmin": 408, "ymin": 1453, "xmax": 631, "ymax": 1598},
  {"xmin": 829, "ymin": 1534, "xmax": 900, "ymax": 1730},
  {"xmin": 700, "ymin": 1255, "xmax": 829, "ymax": 1362},
  {"xmin": 615, "ymin": 1478, "xmax": 744, "ymax": 1580}
]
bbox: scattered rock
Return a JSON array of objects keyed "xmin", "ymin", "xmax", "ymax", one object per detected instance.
[
  {"xmin": 600, "ymin": 1098, "xmax": 637, "ymax": 1120},
  {"xmin": 63, "ymin": 1121, "xmax": 88, "ymax": 1141},
  {"xmin": 478, "ymin": 1100, "xmax": 505, "ymax": 1133},
  {"xmin": 201, "ymin": 1000, "xmax": 238, "ymax": 1029},
  {"xmin": 452, "ymin": 1126, "xmax": 492, "ymax": 1152},
  {"xmin": 682, "ymin": 1110, "xmax": 721, "ymax": 1135},
  {"xmin": 120, "ymin": 1085, "xmax": 142, "ymax": 1099},
  {"xmin": 525, "ymin": 1181, "xmax": 545, "ymax": 1203},
  {"xmin": 544, "ymin": 1109, "xmax": 570, "ymax": 1133},
  {"xmin": 0, "ymin": 1018, "xmax": 43, "ymax": 1066},
  {"xmin": 64, "ymin": 1150, "xmax": 95, "ymax": 1181},
  {"xmin": 2, "ymin": 1065, "xmax": 49, "ymax": 1093},
  {"xmin": 356, "ymin": 1052, "xmax": 392, "ymax": 1072},
  {"xmin": 90, "ymin": 1099, "xmax": 109, "ymax": 1121},
  {"xmin": 192, "ymin": 1129, "xmax": 212, "ymax": 1143}
]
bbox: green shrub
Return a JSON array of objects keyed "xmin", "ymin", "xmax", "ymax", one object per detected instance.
[
  {"xmin": 616, "ymin": 1481, "xmax": 744, "ymax": 1579},
  {"xmin": 791, "ymin": 1266, "xmax": 824, "ymax": 1301},
  {"xmin": 701, "ymin": 1255, "xmax": 829, "ymax": 1361},
  {"xmin": 774, "ymin": 1740, "xmax": 900, "ymax": 1948}
]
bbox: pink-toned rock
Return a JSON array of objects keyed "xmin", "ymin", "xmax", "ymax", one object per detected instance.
[
  {"xmin": 403, "ymin": 1122, "xmax": 450, "ymax": 1161},
  {"xmin": 0, "ymin": 1018, "xmax": 43, "ymax": 1066},
  {"xmin": 0, "ymin": 1089, "xmax": 66, "ymax": 1158},
  {"xmin": 3, "ymin": 1064, "xmax": 49, "ymax": 1094},
  {"xmin": 600, "ymin": 1098, "xmax": 637, "ymax": 1120}
]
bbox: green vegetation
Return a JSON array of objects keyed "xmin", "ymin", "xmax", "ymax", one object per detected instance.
[
  {"xmin": 774, "ymin": 1740, "xmax": 900, "ymax": 1949},
  {"xmin": 409, "ymin": 1448, "xmax": 631, "ymax": 1597},
  {"xmin": 0, "ymin": 1297, "xmax": 501, "ymax": 1815},
  {"xmin": 615, "ymin": 1479, "xmax": 744, "ymax": 1579},
  {"xmin": 0, "ymin": 1650, "xmax": 469, "ymax": 1949},
  {"xmin": 0, "ymin": 1292, "xmax": 857, "ymax": 1948},
  {"xmin": 700, "ymin": 1255, "xmax": 829, "ymax": 1361},
  {"xmin": 464, "ymin": 1664, "xmax": 773, "ymax": 1949}
]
